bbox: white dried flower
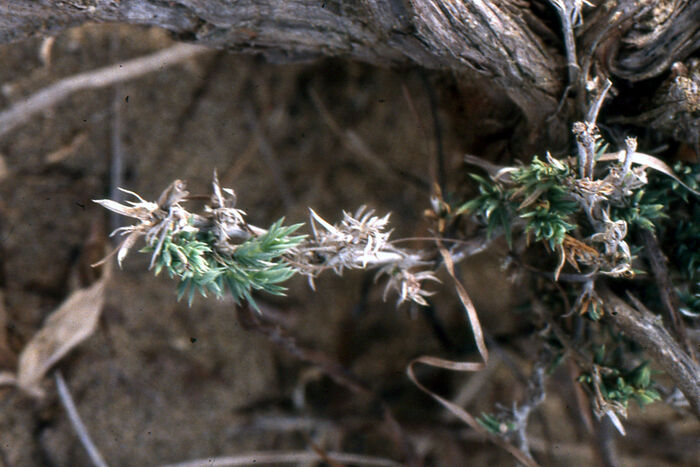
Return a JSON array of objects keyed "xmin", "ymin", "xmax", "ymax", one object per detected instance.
[
  {"xmin": 93, "ymin": 180, "xmax": 192, "ymax": 267},
  {"xmin": 292, "ymin": 207, "xmax": 438, "ymax": 306},
  {"xmin": 379, "ymin": 266, "xmax": 440, "ymax": 307}
]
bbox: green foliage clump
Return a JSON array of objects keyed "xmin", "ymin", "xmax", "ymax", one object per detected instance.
[
  {"xmin": 578, "ymin": 345, "xmax": 661, "ymax": 410},
  {"xmin": 457, "ymin": 173, "xmax": 514, "ymax": 247},
  {"xmin": 611, "ymin": 162, "xmax": 699, "ymax": 232},
  {"xmin": 610, "ymin": 188, "xmax": 667, "ymax": 231},
  {"xmin": 510, "ymin": 154, "xmax": 571, "ymax": 187},
  {"xmin": 219, "ymin": 220, "xmax": 305, "ymax": 306},
  {"xmin": 512, "ymin": 157, "xmax": 578, "ymax": 248},
  {"xmin": 667, "ymin": 162, "xmax": 700, "ymax": 204},
  {"xmin": 457, "ymin": 156, "xmax": 578, "ymax": 249},
  {"xmin": 520, "ymin": 200, "xmax": 577, "ymax": 250},
  {"xmin": 146, "ymin": 218, "xmax": 304, "ymax": 307}
]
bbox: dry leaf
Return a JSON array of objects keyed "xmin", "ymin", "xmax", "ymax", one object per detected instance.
[
  {"xmin": 599, "ymin": 150, "xmax": 700, "ymax": 196},
  {"xmin": 16, "ymin": 278, "xmax": 106, "ymax": 397}
]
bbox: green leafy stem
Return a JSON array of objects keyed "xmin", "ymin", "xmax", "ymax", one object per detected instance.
[{"xmin": 143, "ymin": 218, "xmax": 305, "ymax": 308}]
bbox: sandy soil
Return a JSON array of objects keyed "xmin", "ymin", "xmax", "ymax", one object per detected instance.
[{"xmin": 0, "ymin": 24, "xmax": 696, "ymax": 467}]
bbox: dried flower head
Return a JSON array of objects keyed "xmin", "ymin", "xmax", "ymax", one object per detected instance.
[
  {"xmin": 94, "ymin": 180, "xmax": 192, "ymax": 267},
  {"xmin": 291, "ymin": 207, "xmax": 439, "ymax": 306}
]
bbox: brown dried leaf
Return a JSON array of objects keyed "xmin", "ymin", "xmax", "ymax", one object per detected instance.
[{"xmin": 16, "ymin": 278, "xmax": 106, "ymax": 397}]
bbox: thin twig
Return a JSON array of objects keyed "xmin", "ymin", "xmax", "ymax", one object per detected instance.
[
  {"xmin": 401, "ymin": 82, "xmax": 432, "ymax": 162},
  {"xmin": 0, "ymin": 291, "xmax": 12, "ymax": 368},
  {"xmin": 641, "ymin": 230, "xmax": 695, "ymax": 360},
  {"xmin": 159, "ymin": 51, "xmax": 225, "ymax": 159},
  {"xmin": 222, "ymin": 138, "xmax": 260, "ymax": 183},
  {"xmin": 549, "ymin": 0, "xmax": 582, "ymax": 86},
  {"xmin": 54, "ymin": 370, "xmax": 109, "ymax": 467},
  {"xmin": 0, "ymin": 43, "xmax": 210, "ymax": 138},
  {"xmin": 448, "ymin": 229, "xmax": 503, "ymax": 264},
  {"xmin": 586, "ymin": 78, "xmax": 612, "ymax": 124},
  {"xmin": 108, "ymin": 36, "xmax": 125, "ymax": 232},
  {"xmin": 308, "ymin": 87, "xmax": 429, "ymax": 191},
  {"xmin": 229, "ymin": 414, "xmax": 338, "ymax": 436},
  {"xmin": 547, "ymin": 84, "xmax": 573, "ymax": 123},
  {"xmin": 244, "ymin": 104, "xmax": 296, "ymax": 210},
  {"xmin": 451, "ymin": 353, "xmax": 501, "ymax": 408},
  {"xmin": 420, "ymin": 72, "xmax": 446, "ymax": 192},
  {"xmin": 44, "ymin": 131, "xmax": 88, "ymax": 164},
  {"xmin": 529, "ymin": 296, "xmax": 591, "ymax": 368},
  {"xmin": 576, "ymin": 4, "xmax": 645, "ymax": 116},
  {"xmin": 110, "ymin": 85, "xmax": 125, "ymax": 234},
  {"xmin": 592, "ymin": 416, "xmax": 620, "ymax": 467},
  {"xmin": 235, "ymin": 305, "xmax": 419, "ymax": 466},
  {"xmin": 159, "ymin": 450, "xmax": 402, "ymax": 467},
  {"xmin": 566, "ymin": 358, "xmax": 594, "ymax": 434},
  {"xmin": 512, "ymin": 350, "xmax": 549, "ymax": 459}
]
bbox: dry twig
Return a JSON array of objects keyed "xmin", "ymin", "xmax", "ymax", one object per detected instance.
[
  {"xmin": 54, "ymin": 370, "xmax": 109, "ymax": 467},
  {"xmin": 235, "ymin": 305, "xmax": 419, "ymax": 466},
  {"xmin": 512, "ymin": 351, "xmax": 549, "ymax": 459},
  {"xmin": 244, "ymin": 104, "xmax": 296, "ymax": 210},
  {"xmin": 308, "ymin": 87, "xmax": 429, "ymax": 191},
  {"xmin": 640, "ymin": 230, "xmax": 695, "ymax": 360},
  {"xmin": 159, "ymin": 450, "xmax": 402, "ymax": 467},
  {"xmin": 0, "ymin": 43, "xmax": 209, "ymax": 138}
]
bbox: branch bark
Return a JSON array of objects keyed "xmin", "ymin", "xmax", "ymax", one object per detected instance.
[
  {"xmin": 599, "ymin": 285, "xmax": 700, "ymax": 419},
  {"xmin": 1, "ymin": 1, "xmax": 697, "ymax": 146}
]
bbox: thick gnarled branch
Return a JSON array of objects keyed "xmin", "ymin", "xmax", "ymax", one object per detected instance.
[
  {"xmin": 599, "ymin": 285, "xmax": 700, "ymax": 419},
  {"xmin": 1, "ymin": 0, "xmax": 562, "ymax": 133},
  {"xmin": 1, "ymin": 1, "xmax": 696, "ymax": 147}
]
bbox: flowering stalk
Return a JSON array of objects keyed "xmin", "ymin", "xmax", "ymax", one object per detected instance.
[{"xmin": 94, "ymin": 173, "xmax": 438, "ymax": 308}]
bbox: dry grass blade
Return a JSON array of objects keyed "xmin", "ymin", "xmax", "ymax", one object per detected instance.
[
  {"xmin": 0, "ymin": 153, "xmax": 8, "ymax": 181},
  {"xmin": 16, "ymin": 277, "xmax": 107, "ymax": 397},
  {"xmin": 437, "ymin": 240, "xmax": 488, "ymax": 361},
  {"xmin": 406, "ymin": 241, "xmax": 539, "ymax": 467},
  {"xmin": 597, "ymin": 150, "xmax": 700, "ymax": 196}
]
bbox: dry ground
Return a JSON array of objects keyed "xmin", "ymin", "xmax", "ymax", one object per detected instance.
[{"xmin": 0, "ymin": 24, "xmax": 697, "ymax": 467}]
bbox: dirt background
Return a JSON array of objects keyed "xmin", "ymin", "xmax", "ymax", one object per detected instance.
[{"xmin": 0, "ymin": 24, "xmax": 697, "ymax": 466}]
